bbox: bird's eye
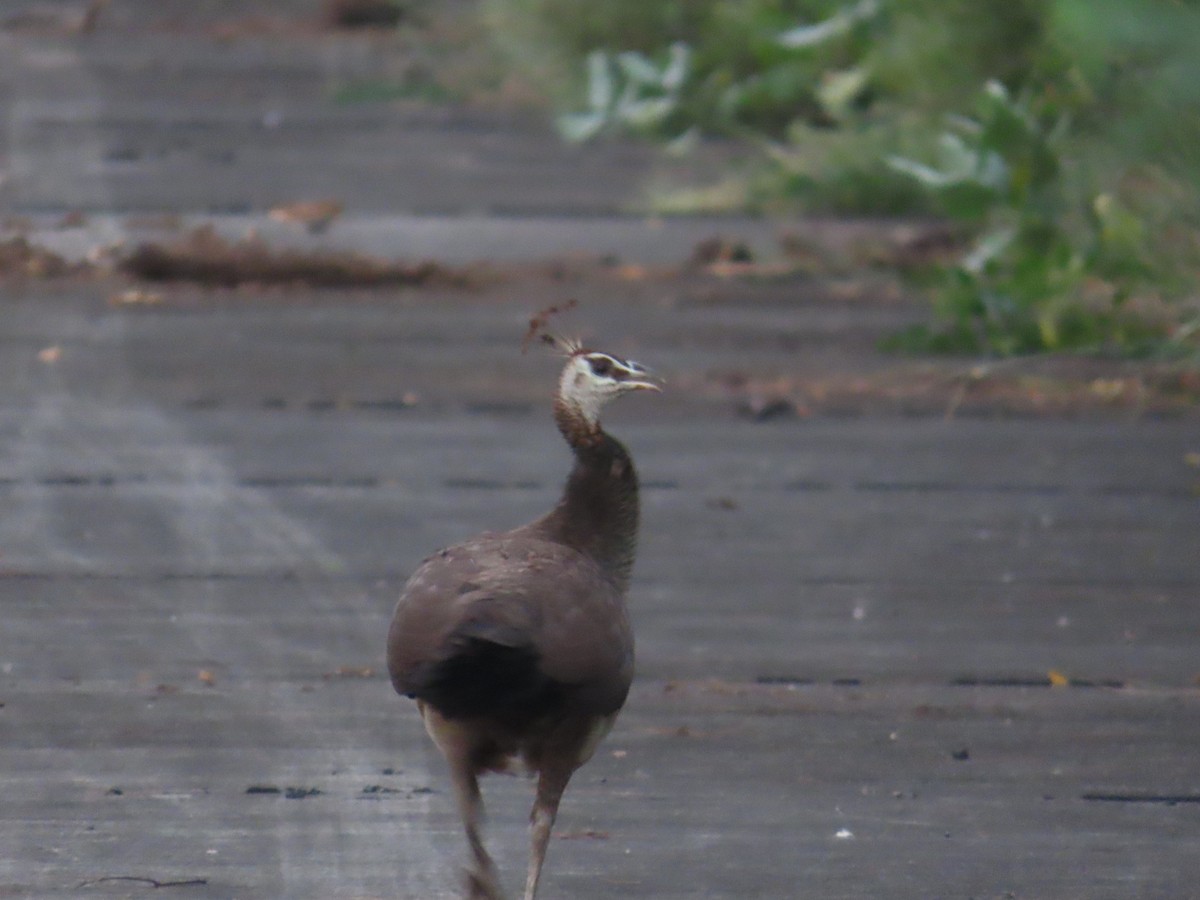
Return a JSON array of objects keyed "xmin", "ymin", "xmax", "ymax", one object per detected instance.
[{"xmin": 588, "ymin": 356, "xmax": 613, "ymax": 377}]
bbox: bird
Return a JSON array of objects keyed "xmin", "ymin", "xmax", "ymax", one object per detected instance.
[{"xmin": 387, "ymin": 332, "xmax": 660, "ymax": 899}]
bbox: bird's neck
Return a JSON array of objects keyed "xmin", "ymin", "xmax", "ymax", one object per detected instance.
[{"xmin": 532, "ymin": 399, "xmax": 641, "ymax": 593}]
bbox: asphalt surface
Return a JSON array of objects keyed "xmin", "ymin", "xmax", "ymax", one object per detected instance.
[{"xmin": 2, "ymin": 6, "xmax": 1199, "ymax": 900}]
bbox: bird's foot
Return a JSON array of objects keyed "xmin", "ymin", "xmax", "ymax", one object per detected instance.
[{"xmin": 464, "ymin": 867, "xmax": 505, "ymax": 900}]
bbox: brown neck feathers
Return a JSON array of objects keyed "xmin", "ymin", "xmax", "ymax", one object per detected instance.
[{"xmin": 534, "ymin": 398, "xmax": 641, "ymax": 593}]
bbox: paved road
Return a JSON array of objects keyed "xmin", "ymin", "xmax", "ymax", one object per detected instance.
[
  {"xmin": 0, "ymin": 5, "xmax": 738, "ymax": 218},
  {"xmin": 2, "ymin": 7, "xmax": 1200, "ymax": 900},
  {"xmin": 3, "ymin": 283, "xmax": 1198, "ymax": 899}
]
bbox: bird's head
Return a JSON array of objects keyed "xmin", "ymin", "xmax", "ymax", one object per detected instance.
[{"xmin": 556, "ymin": 344, "xmax": 661, "ymax": 430}]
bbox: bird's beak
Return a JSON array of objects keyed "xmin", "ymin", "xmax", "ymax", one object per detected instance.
[{"xmin": 624, "ymin": 367, "xmax": 663, "ymax": 393}]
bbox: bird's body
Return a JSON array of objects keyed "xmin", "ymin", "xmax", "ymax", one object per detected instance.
[
  {"xmin": 387, "ymin": 343, "xmax": 658, "ymax": 899},
  {"xmin": 389, "ymin": 533, "xmax": 633, "ymax": 771}
]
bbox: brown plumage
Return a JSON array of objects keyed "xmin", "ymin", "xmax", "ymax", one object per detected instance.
[{"xmin": 387, "ymin": 342, "xmax": 659, "ymax": 899}]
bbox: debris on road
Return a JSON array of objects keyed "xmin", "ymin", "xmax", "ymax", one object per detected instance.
[{"xmin": 120, "ymin": 226, "xmax": 471, "ymax": 289}]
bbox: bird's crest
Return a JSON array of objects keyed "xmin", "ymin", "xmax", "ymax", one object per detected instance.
[{"xmin": 522, "ymin": 300, "xmax": 583, "ymax": 357}]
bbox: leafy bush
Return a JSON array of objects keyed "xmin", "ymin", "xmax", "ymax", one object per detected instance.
[
  {"xmin": 754, "ymin": 116, "xmax": 938, "ymax": 214},
  {"xmin": 488, "ymin": 0, "xmax": 884, "ymax": 138},
  {"xmin": 555, "ymin": 44, "xmax": 692, "ymax": 142},
  {"xmin": 482, "ymin": 0, "xmax": 1200, "ymax": 356},
  {"xmin": 885, "ymin": 81, "xmax": 1177, "ymax": 355}
]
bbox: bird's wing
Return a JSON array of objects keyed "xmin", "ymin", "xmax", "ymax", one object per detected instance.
[{"xmin": 387, "ymin": 535, "xmax": 633, "ymax": 717}]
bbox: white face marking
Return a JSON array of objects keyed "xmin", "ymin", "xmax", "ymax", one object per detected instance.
[{"xmin": 558, "ymin": 352, "xmax": 657, "ymax": 426}]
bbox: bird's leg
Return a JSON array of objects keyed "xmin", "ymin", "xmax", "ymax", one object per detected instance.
[
  {"xmin": 447, "ymin": 759, "xmax": 503, "ymax": 900},
  {"xmin": 420, "ymin": 704, "xmax": 504, "ymax": 899},
  {"xmin": 523, "ymin": 768, "xmax": 571, "ymax": 900}
]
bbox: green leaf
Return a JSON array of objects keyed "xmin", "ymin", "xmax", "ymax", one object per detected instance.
[
  {"xmin": 556, "ymin": 111, "xmax": 607, "ymax": 143},
  {"xmin": 586, "ymin": 51, "xmax": 613, "ymax": 113},
  {"xmin": 616, "ymin": 51, "xmax": 661, "ymax": 87},
  {"xmin": 616, "ymin": 96, "xmax": 675, "ymax": 128},
  {"xmin": 664, "ymin": 126, "xmax": 700, "ymax": 157},
  {"xmin": 1037, "ymin": 312, "xmax": 1061, "ymax": 350},
  {"xmin": 935, "ymin": 132, "xmax": 980, "ymax": 179},
  {"xmin": 778, "ymin": 0, "xmax": 880, "ymax": 49},
  {"xmin": 885, "ymin": 155, "xmax": 956, "ymax": 188},
  {"xmin": 660, "ymin": 43, "xmax": 691, "ymax": 93},
  {"xmin": 816, "ymin": 67, "xmax": 870, "ymax": 121},
  {"xmin": 937, "ymin": 181, "xmax": 1001, "ymax": 221},
  {"xmin": 962, "ymin": 227, "xmax": 1016, "ymax": 274}
]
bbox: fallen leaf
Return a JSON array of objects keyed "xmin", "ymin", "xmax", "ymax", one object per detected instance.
[
  {"xmin": 1047, "ymin": 669, "xmax": 1070, "ymax": 688},
  {"xmin": 197, "ymin": 669, "xmax": 217, "ymax": 686},
  {"xmin": 268, "ymin": 199, "xmax": 343, "ymax": 234},
  {"xmin": 1089, "ymin": 378, "xmax": 1127, "ymax": 400},
  {"xmin": 689, "ymin": 236, "xmax": 753, "ymax": 267},
  {"xmin": 120, "ymin": 229, "xmax": 464, "ymax": 288},
  {"xmin": 615, "ymin": 263, "xmax": 649, "ymax": 281},
  {"xmin": 110, "ymin": 289, "xmax": 163, "ymax": 306}
]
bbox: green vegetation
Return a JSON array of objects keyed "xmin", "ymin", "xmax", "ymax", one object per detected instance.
[
  {"xmin": 884, "ymin": 81, "xmax": 1175, "ymax": 355},
  {"xmin": 482, "ymin": 0, "xmax": 1200, "ymax": 358}
]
